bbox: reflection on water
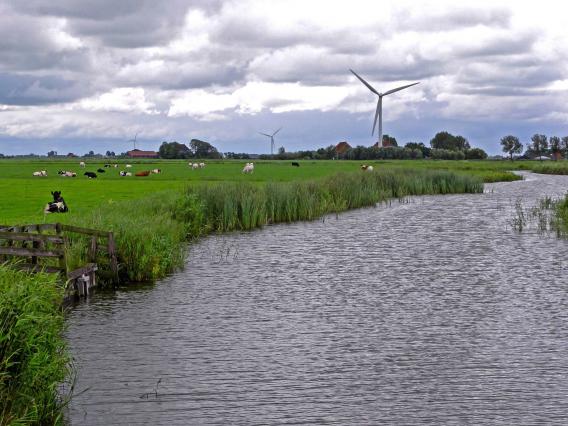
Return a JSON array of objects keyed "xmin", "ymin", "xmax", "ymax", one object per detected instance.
[{"xmin": 65, "ymin": 172, "xmax": 568, "ymax": 425}]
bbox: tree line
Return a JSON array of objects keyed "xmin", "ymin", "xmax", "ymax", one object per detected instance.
[{"xmin": 501, "ymin": 134, "xmax": 568, "ymax": 160}]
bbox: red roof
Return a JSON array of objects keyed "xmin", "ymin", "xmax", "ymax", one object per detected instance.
[{"xmin": 127, "ymin": 150, "xmax": 159, "ymax": 158}]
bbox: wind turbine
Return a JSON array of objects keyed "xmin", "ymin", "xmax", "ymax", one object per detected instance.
[
  {"xmin": 259, "ymin": 127, "xmax": 282, "ymax": 155},
  {"xmin": 128, "ymin": 132, "xmax": 139, "ymax": 150},
  {"xmin": 350, "ymin": 69, "xmax": 419, "ymax": 147}
]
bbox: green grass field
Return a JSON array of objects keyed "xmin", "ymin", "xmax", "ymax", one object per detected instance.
[{"xmin": 0, "ymin": 158, "xmax": 560, "ymax": 224}]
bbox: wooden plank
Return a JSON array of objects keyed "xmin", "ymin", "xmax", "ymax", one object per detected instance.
[
  {"xmin": 0, "ymin": 246, "xmax": 63, "ymax": 258},
  {"xmin": 2, "ymin": 224, "xmax": 58, "ymax": 233},
  {"xmin": 15, "ymin": 264, "xmax": 64, "ymax": 274},
  {"xmin": 0, "ymin": 232, "xmax": 65, "ymax": 244},
  {"xmin": 89, "ymin": 236, "xmax": 97, "ymax": 262},
  {"xmin": 59, "ymin": 224, "xmax": 109, "ymax": 238},
  {"xmin": 67, "ymin": 263, "xmax": 98, "ymax": 280}
]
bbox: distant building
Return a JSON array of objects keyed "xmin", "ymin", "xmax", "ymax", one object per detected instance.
[
  {"xmin": 127, "ymin": 149, "xmax": 159, "ymax": 158},
  {"xmin": 335, "ymin": 141, "xmax": 351, "ymax": 155}
]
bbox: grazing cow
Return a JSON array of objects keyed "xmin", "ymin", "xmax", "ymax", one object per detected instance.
[
  {"xmin": 104, "ymin": 164, "xmax": 111, "ymax": 168},
  {"xmin": 33, "ymin": 170, "xmax": 47, "ymax": 177},
  {"xmin": 242, "ymin": 162, "xmax": 254, "ymax": 174},
  {"xmin": 151, "ymin": 169, "xmax": 161, "ymax": 174},
  {"xmin": 135, "ymin": 170, "xmax": 151, "ymax": 177},
  {"xmin": 79, "ymin": 161, "xmax": 86, "ymax": 167},
  {"xmin": 97, "ymin": 168, "xmax": 106, "ymax": 173},
  {"xmin": 188, "ymin": 162, "xmax": 193, "ymax": 167},
  {"xmin": 361, "ymin": 164, "xmax": 374, "ymax": 172},
  {"xmin": 125, "ymin": 164, "xmax": 132, "ymax": 168},
  {"xmin": 113, "ymin": 164, "xmax": 119, "ymax": 168},
  {"xmin": 44, "ymin": 191, "xmax": 68, "ymax": 214},
  {"xmin": 199, "ymin": 162, "xmax": 205, "ymax": 168},
  {"xmin": 192, "ymin": 163, "xmax": 199, "ymax": 170},
  {"xmin": 291, "ymin": 162, "xmax": 300, "ymax": 167},
  {"xmin": 84, "ymin": 172, "xmax": 97, "ymax": 178}
]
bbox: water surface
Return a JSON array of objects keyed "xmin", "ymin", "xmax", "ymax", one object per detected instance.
[{"xmin": 66, "ymin": 172, "xmax": 568, "ymax": 425}]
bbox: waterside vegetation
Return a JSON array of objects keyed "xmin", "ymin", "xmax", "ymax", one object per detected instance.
[{"xmin": 0, "ymin": 266, "xmax": 70, "ymax": 425}]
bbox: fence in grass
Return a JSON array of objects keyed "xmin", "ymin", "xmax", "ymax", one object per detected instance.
[{"xmin": 0, "ymin": 223, "xmax": 119, "ymax": 296}]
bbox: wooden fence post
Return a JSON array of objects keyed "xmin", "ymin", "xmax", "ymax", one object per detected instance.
[{"xmin": 108, "ymin": 232, "xmax": 119, "ymax": 285}]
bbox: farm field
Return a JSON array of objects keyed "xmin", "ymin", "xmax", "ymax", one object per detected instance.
[{"xmin": 0, "ymin": 158, "xmax": 555, "ymax": 224}]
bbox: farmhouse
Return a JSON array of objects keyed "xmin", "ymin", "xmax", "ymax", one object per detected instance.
[{"xmin": 127, "ymin": 149, "xmax": 159, "ymax": 159}]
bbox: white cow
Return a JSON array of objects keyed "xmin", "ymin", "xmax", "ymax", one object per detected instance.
[
  {"xmin": 199, "ymin": 162, "xmax": 205, "ymax": 168},
  {"xmin": 192, "ymin": 163, "xmax": 199, "ymax": 170},
  {"xmin": 79, "ymin": 161, "xmax": 85, "ymax": 167},
  {"xmin": 33, "ymin": 170, "xmax": 47, "ymax": 177},
  {"xmin": 242, "ymin": 162, "xmax": 254, "ymax": 174},
  {"xmin": 125, "ymin": 164, "xmax": 132, "ymax": 168}
]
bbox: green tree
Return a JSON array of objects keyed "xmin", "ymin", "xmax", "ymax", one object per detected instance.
[
  {"xmin": 561, "ymin": 136, "xmax": 568, "ymax": 158},
  {"xmin": 500, "ymin": 135, "xmax": 523, "ymax": 161},
  {"xmin": 159, "ymin": 141, "xmax": 191, "ymax": 159},
  {"xmin": 278, "ymin": 146, "xmax": 285, "ymax": 155},
  {"xmin": 430, "ymin": 131, "xmax": 470, "ymax": 151},
  {"xmin": 47, "ymin": 150, "xmax": 57, "ymax": 157},
  {"xmin": 530, "ymin": 134, "xmax": 548, "ymax": 160},
  {"xmin": 189, "ymin": 139, "xmax": 222, "ymax": 159},
  {"xmin": 405, "ymin": 142, "xmax": 431, "ymax": 158},
  {"xmin": 465, "ymin": 148, "xmax": 488, "ymax": 160},
  {"xmin": 550, "ymin": 136, "xmax": 561, "ymax": 159}
]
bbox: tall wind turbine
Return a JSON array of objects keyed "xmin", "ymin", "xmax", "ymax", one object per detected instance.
[
  {"xmin": 129, "ymin": 132, "xmax": 139, "ymax": 150},
  {"xmin": 259, "ymin": 127, "xmax": 282, "ymax": 155},
  {"xmin": 350, "ymin": 69, "xmax": 419, "ymax": 147}
]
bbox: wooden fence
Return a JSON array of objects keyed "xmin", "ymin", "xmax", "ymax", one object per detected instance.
[{"xmin": 0, "ymin": 223, "xmax": 119, "ymax": 295}]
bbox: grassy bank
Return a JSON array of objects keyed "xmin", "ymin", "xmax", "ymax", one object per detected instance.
[
  {"xmin": 0, "ymin": 265, "xmax": 70, "ymax": 425},
  {"xmin": 64, "ymin": 169, "xmax": 483, "ymax": 282}
]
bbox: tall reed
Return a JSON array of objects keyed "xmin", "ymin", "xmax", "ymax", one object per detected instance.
[
  {"xmin": 62, "ymin": 169, "xmax": 482, "ymax": 283},
  {"xmin": 0, "ymin": 265, "xmax": 70, "ymax": 425}
]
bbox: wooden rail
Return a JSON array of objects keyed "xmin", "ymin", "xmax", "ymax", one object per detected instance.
[{"xmin": 0, "ymin": 223, "xmax": 120, "ymax": 293}]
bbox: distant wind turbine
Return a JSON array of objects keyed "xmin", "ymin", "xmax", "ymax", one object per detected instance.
[
  {"xmin": 350, "ymin": 69, "xmax": 419, "ymax": 147},
  {"xmin": 259, "ymin": 127, "xmax": 282, "ymax": 155},
  {"xmin": 128, "ymin": 132, "xmax": 139, "ymax": 150}
]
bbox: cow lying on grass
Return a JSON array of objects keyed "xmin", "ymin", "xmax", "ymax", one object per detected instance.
[
  {"xmin": 135, "ymin": 170, "xmax": 151, "ymax": 177},
  {"xmin": 361, "ymin": 164, "xmax": 374, "ymax": 172},
  {"xmin": 33, "ymin": 170, "xmax": 47, "ymax": 177},
  {"xmin": 58, "ymin": 170, "xmax": 76, "ymax": 177},
  {"xmin": 119, "ymin": 171, "xmax": 132, "ymax": 176},
  {"xmin": 44, "ymin": 191, "xmax": 68, "ymax": 214},
  {"xmin": 84, "ymin": 172, "xmax": 97, "ymax": 178}
]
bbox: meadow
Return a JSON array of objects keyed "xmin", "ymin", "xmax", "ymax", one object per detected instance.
[{"xmin": 0, "ymin": 158, "xmax": 553, "ymax": 224}]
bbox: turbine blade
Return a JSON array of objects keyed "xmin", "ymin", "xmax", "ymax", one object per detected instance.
[
  {"xmin": 273, "ymin": 127, "xmax": 282, "ymax": 136},
  {"xmin": 372, "ymin": 99, "xmax": 380, "ymax": 136},
  {"xmin": 259, "ymin": 132, "xmax": 271, "ymax": 137},
  {"xmin": 349, "ymin": 69, "xmax": 379, "ymax": 95},
  {"xmin": 383, "ymin": 82, "xmax": 420, "ymax": 96}
]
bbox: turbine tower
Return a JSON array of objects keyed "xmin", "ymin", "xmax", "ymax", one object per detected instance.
[
  {"xmin": 129, "ymin": 132, "xmax": 139, "ymax": 150},
  {"xmin": 350, "ymin": 69, "xmax": 419, "ymax": 147},
  {"xmin": 259, "ymin": 127, "xmax": 282, "ymax": 155}
]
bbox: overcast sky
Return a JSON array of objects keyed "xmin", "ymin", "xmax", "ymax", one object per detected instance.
[{"xmin": 0, "ymin": 0, "xmax": 567, "ymax": 155}]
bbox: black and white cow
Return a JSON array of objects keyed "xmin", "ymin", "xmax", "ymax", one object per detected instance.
[
  {"xmin": 84, "ymin": 172, "xmax": 97, "ymax": 178},
  {"xmin": 44, "ymin": 191, "xmax": 69, "ymax": 214}
]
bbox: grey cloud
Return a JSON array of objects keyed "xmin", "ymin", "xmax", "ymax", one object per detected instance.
[
  {"xmin": 8, "ymin": 0, "xmax": 222, "ymax": 48},
  {"xmin": 397, "ymin": 6, "xmax": 511, "ymax": 32},
  {"xmin": 0, "ymin": 74, "xmax": 89, "ymax": 105}
]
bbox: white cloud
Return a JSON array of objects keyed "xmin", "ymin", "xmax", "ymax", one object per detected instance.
[{"xmin": 77, "ymin": 87, "xmax": 158, "ymax": 114}]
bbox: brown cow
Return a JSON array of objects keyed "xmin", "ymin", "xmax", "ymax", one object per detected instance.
[{"xmin": 135, "ymin": 170, "xmax": 151, "ymax": 177}]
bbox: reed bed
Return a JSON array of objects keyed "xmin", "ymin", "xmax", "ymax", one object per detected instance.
[
  {"xmin": 511, "ymin": 195, "xmax": 568, "ymax": 237},
  {"xmin": 65, "ymin": 169, "xmax": 483, "ymax": 282},
  {"xmin": 0, "ymin": 265, "xmax": 70, "ymax": 425},
  {"xmin": 530, "ymin": 162, "xmax": 568, "ymax": 175}
]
